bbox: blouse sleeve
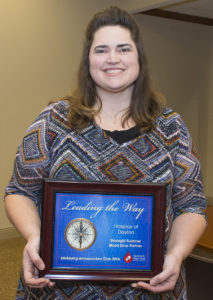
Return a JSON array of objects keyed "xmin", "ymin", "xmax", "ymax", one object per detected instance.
[
  {"xmin": 171, "ymin": 116, "xmax": 207, "ymax": 220},
  {"xmin": 4, "ymin": 104, "xmax": 54, "ymax": 206}
]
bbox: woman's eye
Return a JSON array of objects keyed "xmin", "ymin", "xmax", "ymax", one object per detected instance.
[
  {"xmin": 119, "ymin": 47, "xmax": 131, "ymax": 53},
  {"xmin": 94, "ymin": 48, "xmax": 107, "ymax": 54}
]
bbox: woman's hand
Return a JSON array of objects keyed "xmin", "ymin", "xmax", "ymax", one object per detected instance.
[
  {"xmin": 131, "ymin": 252, "xmax": 181, "ymax": 293},
  {"xmin": 5, "ymin": 195, "xmax": 55, "ymax": 288},
  {"xmin": 23, "ymin": 235, "xmax": 55, "ymax": 288},
  {"xmin": 132, "ymin": 213, "xmax": 207, "ymax": 293}
]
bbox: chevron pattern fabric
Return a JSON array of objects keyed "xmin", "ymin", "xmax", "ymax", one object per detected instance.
[{"xmin": 5, "ymin": 101, "xmax": 206, "ymax": 300}]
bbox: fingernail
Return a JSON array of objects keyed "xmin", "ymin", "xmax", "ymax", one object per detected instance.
[
  {"xmin": 150, "ymin": 280, "xmax": 156, "ymax": 286},
  {"xmin": 39, "ymin": 264, "xmax": 45, "ymax": 270},
  {"xmin": 131, "ymin": 283, "xmax": 138, "ymax": 288}
]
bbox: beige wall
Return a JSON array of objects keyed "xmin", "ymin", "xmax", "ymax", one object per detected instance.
[
  {"xmin": 0, "ymin": 0, "xmax": 119, "ymax": 230},
  {"xmin": 133, "ymin": 14, "xmax": 212, "ymax": 196},
  {"xmin": 206, "ymin": 30, "xmax": 213, "ymax": 197},
  {"xmin": 1, "ymin": 1, "xmax": 212, "ymax": 230}
]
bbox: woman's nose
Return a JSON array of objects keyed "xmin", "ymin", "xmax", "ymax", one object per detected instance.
[{"xmin": 106, "ymin": 50, "xmax": 120, "ymax": 63}]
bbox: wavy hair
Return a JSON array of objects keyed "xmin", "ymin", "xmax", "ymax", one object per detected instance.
[{"xmin": 62, "ymin": 6, "xmax": 164, "ymax": 132}]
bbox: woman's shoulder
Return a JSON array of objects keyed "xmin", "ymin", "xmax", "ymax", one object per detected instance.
[
  {"xmin": 47, "ymin": 99, "xmax": 70, "ymax": 116},
  {"xmin": 33, "ymin": 100, "xmax": 69, "ymax": 121},
  {"xmin": 156, "ymin": 106, "xmax": 181, "ymax": 125},
  {"xmin": 24, "ymin": 100, "xmax": 71, "ymax": 138},
  {"xmin": 159, "ymin": 107, "xmax": 180, "ymax": 121},
  {"xmin": 156, "ymin": 107, "xmax": 186, "ymax": 127},
  {"xmin": 154, "ymin": 107, "xmax": 185, "ymax": 140},
  {"xmin": 37, "ymin": 100, "xmax": 70, "ymax": 127}
]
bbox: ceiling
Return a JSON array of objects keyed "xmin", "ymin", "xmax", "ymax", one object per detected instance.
[
  {"xmin": 161, "ymin": 0, "xmax": 213, "ymax": 19},
  {"xmin": 141, "ymin": 0, "xmax": 213, "ymax": 26}
]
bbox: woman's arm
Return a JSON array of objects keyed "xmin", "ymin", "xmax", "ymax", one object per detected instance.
[
  {"xmin": 132, "ymin": 212, "xmax": 207, "ymax": 292},
  {"xmin": 5, "ymin": 194, "xmax": 54, "ymax": 288}
]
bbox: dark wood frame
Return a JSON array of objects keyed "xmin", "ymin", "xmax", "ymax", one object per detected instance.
[{"xmin": 40, "ymin": 179, "xmax": 166, "ymax": 281}]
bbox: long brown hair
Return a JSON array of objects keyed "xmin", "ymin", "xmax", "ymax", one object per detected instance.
[{"xmin": 63, "ymin": 6, "xmax": 163, "ymax": 132}]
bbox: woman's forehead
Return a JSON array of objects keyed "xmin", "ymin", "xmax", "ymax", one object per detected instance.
[{"xmin": 91, "ymin": 25, "xmax": 134, "ymax": 46}]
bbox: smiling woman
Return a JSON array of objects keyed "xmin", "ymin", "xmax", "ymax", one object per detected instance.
[{"xmin": 4, "ymin": 5, "xmax": 207, "ymax": 300}]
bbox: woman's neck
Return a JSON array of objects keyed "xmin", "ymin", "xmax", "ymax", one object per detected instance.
[{"xmin": 94, "ymin": 87, "xmax": 136, "ymax": 131}]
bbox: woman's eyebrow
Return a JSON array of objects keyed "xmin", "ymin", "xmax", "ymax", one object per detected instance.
[
  {"xmin": 94, "ymin": 45, "xmax": 108, "ymax": 49},
  {"xmin": 117, "ymin": 43, "xmax": 132, "ymax": 48},
  {"xmin": 94, "ymin": 43, "xmax": 133, "ymax": 49}
]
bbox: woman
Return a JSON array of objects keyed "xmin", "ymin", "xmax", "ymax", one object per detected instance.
[{"xmin": 5, "ymin": 6, "xmax": 206, "ymax": 300}]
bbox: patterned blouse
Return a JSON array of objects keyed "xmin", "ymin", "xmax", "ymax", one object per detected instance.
[{"xmin": 5, "ymin": 101, "xmax": 206, "ymax": 300}]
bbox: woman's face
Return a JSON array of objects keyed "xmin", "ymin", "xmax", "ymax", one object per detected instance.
[{"xmin": 89, "ymin": 25, "xmax": 139, "ymax": 95}]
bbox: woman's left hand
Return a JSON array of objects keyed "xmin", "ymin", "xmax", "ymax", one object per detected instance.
[
  {"xmin": 131, "ymin": 252, "xmax": 181, "ymax": 293},
  {"xmin": 132, "ymin": 213, "xmax": 207, "ymax": 293}
]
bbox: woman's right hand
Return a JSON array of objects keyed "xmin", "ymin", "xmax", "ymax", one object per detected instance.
[
  {"xmin": 23, "ymin": 235, "xmax": 55, "ymax": 288},
  {"xmin": 5, "ymin": 195, "xmax": 55, "ymax": 288}
]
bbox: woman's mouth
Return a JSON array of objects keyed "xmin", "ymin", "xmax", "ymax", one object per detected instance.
[{"xmin": 104, "ymin": 68, "xmax": 124, "ymax": 75}]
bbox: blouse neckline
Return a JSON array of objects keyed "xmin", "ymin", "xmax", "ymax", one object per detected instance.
[{"xmin": 104, "ymin": 126, "xmax": 141, "ymax": 145}]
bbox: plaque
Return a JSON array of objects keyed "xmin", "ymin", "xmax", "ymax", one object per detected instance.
[{"xmin": 40, "ymin": 179, "xmax": 166, "ymax": 281}]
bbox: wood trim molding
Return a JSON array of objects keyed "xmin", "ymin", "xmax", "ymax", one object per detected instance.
[
  {"xmin": 207, "ymin": 197, "xmax": 213, "ymax": 206},
  {"xmin": 141, "ymin": 9, "xmax": 213, "ymax": 26},
  {"xmin": 0, "ymin": 227, "xmax": 20, "ymax": 241}
]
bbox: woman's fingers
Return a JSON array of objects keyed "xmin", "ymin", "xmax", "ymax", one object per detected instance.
[
  {"xmin": 131, "ymin": 253, "xmax": 181, "ymax": 293},
  {"xmin": 22, "ymin": 237, "xmax": 55, "ymax": 288}
]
